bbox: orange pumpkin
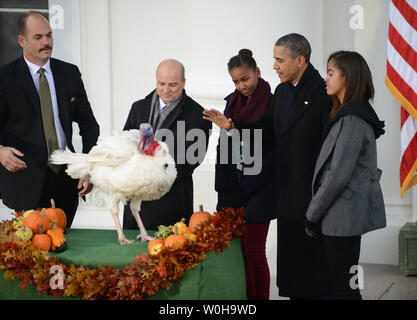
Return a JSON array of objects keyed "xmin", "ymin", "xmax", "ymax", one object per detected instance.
[
  {"xmin": 164, "ymin": 234, "xmax": 187, "ymax": 249},
  {"xmin": 24, "ymin": 209, "xmax": 51, "ymax": 234},
  {"xmin": 148, "ymin": 238, "xmax": 165, "ymax": 255},
  {"xmin": 44, "ymin": 199, "xmax": 67, "ymax": 229},
  {"xmin": 189, "ymin": 205, "xmax": 211, "ymax": 232},
  {"xmin": 32, "ymin": 225, "xmax": 51, "ymax": 251}
]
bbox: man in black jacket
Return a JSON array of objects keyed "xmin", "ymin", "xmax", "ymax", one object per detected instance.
[
  {"xmin": 203, "ymin": 33, "xmax": 333, "ymax": 299},
  {"xmin": 123, "ymin": 59, "xmax": 212, "ymax": 230},
  {"xmin": 0, "ymin": 12, "xmax": 99, "ymax": 228}
]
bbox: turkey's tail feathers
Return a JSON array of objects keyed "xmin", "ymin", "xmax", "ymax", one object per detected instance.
[
  {"xmin": 50, "ymin": 148, "xmax": 93, "ymax": 180},
  {"xmin": 50, "ymin": 148, "xmax": 91, "ymax": 164}
]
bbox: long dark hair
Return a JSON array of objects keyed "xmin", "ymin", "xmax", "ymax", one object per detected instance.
[
  {"xmin": 328, "ymin": 51, "xmax": 374, "ymax": 119},
  {"xmin": 227, "ymin": 49, "xmax": 257, "ymax": 71}
]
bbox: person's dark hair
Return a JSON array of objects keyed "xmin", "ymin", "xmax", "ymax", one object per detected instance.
[
  {"xmin": 227, "ymin": 49, "xmax": 257, "ymax": 72},
  {"xmin": 17, "ymin": 11, "xmax": 47, "ymax": 36},
  {"xmin": 275, "ymin": 33, "xmax": 311, "ymax": 63},
  {"xmin": 328, "ymin": 50, "xmax": 375, "ymax": 119}
]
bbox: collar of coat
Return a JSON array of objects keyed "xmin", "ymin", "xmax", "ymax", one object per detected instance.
[{"xmin": 326, "ymin": 99, "xmax": 385, "ymax": 140}]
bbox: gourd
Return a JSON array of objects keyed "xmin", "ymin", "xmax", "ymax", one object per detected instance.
[
  {"xmin": 23, "ymin": 209, "xmax": 36, "ymax": 219},
  {"xmin": 24, "ymin": 209, "xmax": 51, "ymax": 234},
  {"xmin": 12, "ymin": 217, "xmax": 25, "ymax": 230},
  {"xmin": 171, "ymin": 218, "xmax": 190, "ymax": 235},
  {"xmin": 15, "ymin": 226, "xmax": 33, "ymax": 241},
  {"xmin": 44, "ymin": 199, "xmax": 67, "ymax": 230},
  {"xmin": 189, "ymin": 205, "xmax": 211, "ymax": 232},
  {"xmin": 183, "ymin": 233, "xmax": 197, "ymax": 243},
  {"xmin": 32, "ymin": 225, "xmax": 51, "ymax": 251},
  {"xmin": 46, "ymin": 224, "xmax": 67, "ymax": 253}
]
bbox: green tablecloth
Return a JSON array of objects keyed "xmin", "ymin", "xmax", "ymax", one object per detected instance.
[{"xmin": 0, "ymin": 229, "xmax": 246, "ymax": 300}]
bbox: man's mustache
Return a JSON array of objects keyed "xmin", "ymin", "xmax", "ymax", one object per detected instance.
[{"xmin": 39, "ymin": 46, "xmax": 52, "ymax": 52}]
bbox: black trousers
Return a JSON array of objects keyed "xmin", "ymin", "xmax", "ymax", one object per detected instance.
[
  {"xmin": 37, "ymin": 166, "xmax": 79, "ymax": 228},
  {"xmin": 277, "ymin": 219, "xmax": 329, "ymax": 299},
  {"xmin": 321, "ymin": 235, "xmax": 362, "ymax": 300}
]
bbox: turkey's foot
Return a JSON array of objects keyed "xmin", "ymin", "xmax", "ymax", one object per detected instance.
[
  {"xmin": 136, "ymin": 233, "xmax": 155, "ymax": 242},
  {"xmin": 118, "ymin": 237, "xmax": 136, "ymax": 245}
]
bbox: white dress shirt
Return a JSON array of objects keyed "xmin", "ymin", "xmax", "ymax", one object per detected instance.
[
  {"xmin": 159, "ymin": 97, "xmax": 168, "ymax": 112},
  {"xmin": 24, "ymin": 57, "xmax": 67, "ymax": 150}
]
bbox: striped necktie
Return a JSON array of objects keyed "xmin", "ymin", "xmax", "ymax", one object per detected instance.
[{"xmin": 38, "ymin": 67, "xmax": 60, "ymax": 174}]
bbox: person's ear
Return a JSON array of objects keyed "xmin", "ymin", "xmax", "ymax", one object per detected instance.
[
  {"xmin": 297, "ymin": 56, "xmax": 306, "ymax": 68},
  {"xmin": 255, "ymin": 67, "xmax": 261, "ymax": 79},
  {"xmin": 17, "ymin": 34, "xmax": 25, "ymax": 48}
]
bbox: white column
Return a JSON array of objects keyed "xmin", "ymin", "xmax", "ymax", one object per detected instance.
[{"xmin": 79, "ymin": 0, "xmax": 113, "ymax": 137}]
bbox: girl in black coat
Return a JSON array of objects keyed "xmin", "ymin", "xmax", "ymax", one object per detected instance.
[{"xmin": 215, "ymin": 49, "xmax": 277, "ymax": 300}]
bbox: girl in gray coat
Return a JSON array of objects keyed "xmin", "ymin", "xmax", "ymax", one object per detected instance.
[{"xmin": 304, "ymin": 51, "xmax": 386, "ymax": 299}]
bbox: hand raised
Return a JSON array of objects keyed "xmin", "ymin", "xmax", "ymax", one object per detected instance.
[{"xmin": 202, "ymin": 109, "xmax": 234, "ymax": 130}]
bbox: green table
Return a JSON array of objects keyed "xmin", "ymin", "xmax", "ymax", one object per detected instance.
[{"xmin": 0, "ymin": 229, "xmax": 246, "ymax": 300}]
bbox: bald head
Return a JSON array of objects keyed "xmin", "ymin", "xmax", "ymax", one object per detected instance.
[
  {"xmin": 17, "ymin": 11, "xmax": 49, "ymax": 36},
  {"xmin": 156, "ymin": 59, "xmax": 185, "ymax": 81},
  {"xmin": 156, "ymin": 59, "xmax": 186, "ymax": 105}
]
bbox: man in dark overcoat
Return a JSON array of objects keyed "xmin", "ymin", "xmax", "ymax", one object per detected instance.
[
  {"xmin": 123, "ymin": 59, "xmax": 212, "ymax": 230},
  {"xmin": 203, "ymin": 33, "xmax": 333, "ymax": 299}
]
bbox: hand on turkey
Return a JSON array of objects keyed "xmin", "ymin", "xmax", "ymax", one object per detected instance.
[{"xmin": 78, "ymin": 179, "xmax": 93, "ymax": 197}]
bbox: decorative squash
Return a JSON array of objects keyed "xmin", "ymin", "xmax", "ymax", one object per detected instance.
[
  {"xmin": 44, "ymin": 199, "xmax": 67, "ymax": 229},
  {"xmin": 24, "ymin": 209, "xmax": 51, "ymax": 234},
  {"xmin": 15, "ymin": 226, "xmax": 33, "ymax": 242},
  {"xmin": 183, "ymin": 233, "xmax": 197, "ymax": 243},
  {"xmin": 23, "ymin": 209, "xmax": 36, "ymax": 219},
  {"xmin": 12, "ymin": 217, "xmax": 25, "ymax": 231},
  {"xmin": 46, "ymin": 224, "xmax": 67, "ymax": 253},
  {"xmin": 189, "ymin": 205, "xmax": 211, "ymax": 232},
  {"xmin": 32, "ymin": 225, "xmax": 51, "ymax": 252},
  {"xmin": 148, "ymin": 238, "xmax": 165, "ymax": 255},
  {"xmin": 164, "ymin": 234, "xmax": 187, "ymax": 249},
  {"xmin": 171, "ymin": 218, "xmax": 189, "ymax": 235}
]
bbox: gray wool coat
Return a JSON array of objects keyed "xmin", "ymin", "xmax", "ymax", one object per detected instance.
[{"xmin": 306, "ymin": 115, "xmax": 386, "ymax": 237}]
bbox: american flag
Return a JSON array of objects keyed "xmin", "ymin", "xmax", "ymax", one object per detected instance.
[{"xmin": 386, "ymin": 0, "xmax": 417, "ymax": 197}]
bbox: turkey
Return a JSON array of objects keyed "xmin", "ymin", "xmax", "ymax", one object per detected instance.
[{"xmin": 50, "ymin": 123, "xmax": 177, "ymax": 245}]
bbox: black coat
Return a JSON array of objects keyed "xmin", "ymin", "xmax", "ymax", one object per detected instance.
[
  {"xmin": 235, "ymin": 64, "xmax": 333, "ymax": 297},
  {"xmin": 215, "ymin": 94, "xmax": 277, "ymax": 223},
  {"xmin": 123, "ymin": 90, "xmax": 212, "ymax": 230},
  {"xmin": 0, "ymin": 57, "xmax": 99, "ymax": 211},
  {"xmin": 235, "ymin": 64, "xmax": 332, "ymax": 223}
]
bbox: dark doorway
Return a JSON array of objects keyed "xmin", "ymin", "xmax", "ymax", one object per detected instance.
[{"xmin": 0, "ymin": 0, "xmax": 48, "ymax": 65}]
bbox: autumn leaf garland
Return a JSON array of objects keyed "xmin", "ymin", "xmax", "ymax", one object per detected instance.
[{"xmin": 0, "ymin": 207, "xmax": 245, "ymax": 300}]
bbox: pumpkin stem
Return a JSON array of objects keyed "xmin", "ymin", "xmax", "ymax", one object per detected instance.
[
  {"xmin": 50, "ymin": 198, "xmax": 56, "ymax": 209},
  {"xmin": 39, "ymin": 224, "xmax": 43, "ymax": 234},
  {"xmin": 174, "ymin": 225, "xmax": 178, "ymax": 235},
  {"xmin": 40, "ymin": 208, "xmax": 47, "ymax": 216},
  {"xmin": 199, "ymin": 205, "xmax": 204, "ymax": 212}
]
